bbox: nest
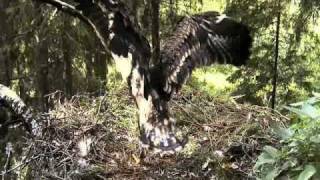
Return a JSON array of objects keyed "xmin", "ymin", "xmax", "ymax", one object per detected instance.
[{"xmin": 1, "ymin": 87, "xmax": 288, "ymax": 179}]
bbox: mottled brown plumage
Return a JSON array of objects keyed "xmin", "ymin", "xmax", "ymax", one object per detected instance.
[{"xmin": 156, "ymin": 12, "xmax": 252, "ymax": 100}]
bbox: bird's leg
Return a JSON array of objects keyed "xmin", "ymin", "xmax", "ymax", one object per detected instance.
[
  {"xmin": 129, "ymin": 64, "xmax": 152, "ymax": 124},
  {"xmin": 129, "ymin": 66, "xmax": 187, "ymax": 154},
  {"xmin": 139, "ymin": 88, "xmax": 188, "ymax": 154},
  {"xmin": 128, "ymin": 65, "xmax": 154, "ymax": 144}
]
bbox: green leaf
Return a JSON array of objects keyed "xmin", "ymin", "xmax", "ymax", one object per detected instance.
[
  {"xmin": 297, "ymin": 165, "xmax": 316, "ymax": 180},
  {"xmin": 273, "ymin": 126, "xmax": 293, "ymax": 140},
  {"xmin": 284, "ymin": 105, "xmax": 320, "ymax": 119},
  {"xmin": 265, "ymin": 167, "xmax": 280, "ymax": 180},
  {"xmin": 254, "ymin": 146, "xmax": 280, "ymax": 170},
  {"xmin": 310, "ymin": 135, "xmax": 320, "ymax": 143},
  {"xmin": 283, "ymin": 106, "xmax": 308, "ymax": 117},
  {"xmin": 301, "ymin": 104, "xmax": 320, "ymax": 119},
  {"xmin": 263, "ymin": 146, "xmax": 280, "ymax": 159},
  {"xmin": 313, "ymin": 92, "xmax": 320, "ymax": 98},
  {"xmin": 254, "ymin": 152, "xmax": 276, "ymax": 169},
  {"xmin": 290, "ymin": 97, "xmax": 320, "ymax": 106},
  {"xmin": 280, "ymin": 158, "xmax": 298, "ymax": 171}
]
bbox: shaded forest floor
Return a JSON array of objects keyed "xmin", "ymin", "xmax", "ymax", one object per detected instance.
[{"xmin": 3, "ymin": 84, "xmax": 288, "ymax": 179}]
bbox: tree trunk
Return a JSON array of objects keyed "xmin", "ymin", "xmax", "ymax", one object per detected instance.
[
  {"xmin": 0, "ymin": 0, "xmax": 13, "ymax": 86},
  {"xmin": 62, "ymin": 16, "xmax": 73, "ymax": 98},
  {"xmin": 141, "ymin": 0, "xmax": 151, "ymax": 36},
  {"xmin": 169, "ymin": 0, "xmax": 175, "ymax": 26},
  {"xmin": 34, "ymin": 2, "xmax": 49, "ymax": 112},
  {"xmin": 271, "ymin": 0, "xmax": 281, "ymax": 109},
  {"xmin": 35, "ymin": 38, "xmax": 49, "ymax": 111},
  {"xmin": 16, "ymin": 56, "xmax": 26, "ymax": 100},
  {"xmin": 151, "ymin": 0, "xmax": 160, "ymax": 64},
  {"xmin": 85, "ymin": 50, "xmax": 95, "ymax": 92},
  {"xmin": 93, "ymin": 38, "xmax": 107, "ymax": 93}
]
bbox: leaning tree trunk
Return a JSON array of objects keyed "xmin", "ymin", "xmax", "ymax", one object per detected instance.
[{"xmin": 0, "ymin": 84, "xmax": 36, "ymax": 133}]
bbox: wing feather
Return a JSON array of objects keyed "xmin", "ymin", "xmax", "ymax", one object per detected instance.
[
  {"xmin": 75, "ymin": 0, "xmax": 151, "ymax": 66},
  {"xmin": 153, "ymin": 11, "xmax": 252, "ymax": 98}
]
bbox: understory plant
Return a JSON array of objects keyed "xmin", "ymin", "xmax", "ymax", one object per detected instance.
[{"xmin": 254, "ymin": 93, "xmax": 320, "ymax": 180}]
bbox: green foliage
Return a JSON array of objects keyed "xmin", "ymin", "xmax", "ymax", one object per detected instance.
[
  {"xmin": 254, "ymin": 93, "xmax": 320, "ymax": 179},
  {"xmin": 161, "ymin": 0, "xmax": 320, "ymax": 108},
  {"xmin": 228, "ymin": 0, "xmax": 320, "ymax": 107}
]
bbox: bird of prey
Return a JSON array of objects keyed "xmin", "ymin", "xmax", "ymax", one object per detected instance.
[{"xmin": 0, "ymin": 0, "xmax": 252, "ymax": 154}]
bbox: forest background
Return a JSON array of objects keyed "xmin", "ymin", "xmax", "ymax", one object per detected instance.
[
  {"xmin": 1, "ymin": 0, "xmax": 320, "ymax": 179},
  {"xmin": 1, "ymin": 0, "xmax": 319, "ymax": 110}
]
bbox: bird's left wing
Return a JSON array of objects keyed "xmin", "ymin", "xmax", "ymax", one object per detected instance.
[{"xmin": 153, "ymin": 11, "xmax": 252, "ymax": 99}]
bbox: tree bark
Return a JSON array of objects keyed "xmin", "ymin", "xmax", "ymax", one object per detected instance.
[
  {"xmin": 141, "ymin": 0, "xmax": 151, "ymax": 36},
  {"xmin": 93, "ymin": 38, "xmax": 107, "ymax": 92},
  {"xmin": 34, "ymin": 2, "xmax": 50, "ymax": 112},
  {"xmin": 85, "ymin": 49, "xmax": 95, "ymax": 92},
  {"xmin": 16, "ymin": 56, "xmax": 26, "ymax": 100},
  {"xmin": 271, "ymin": 0, "xmax": 281, "ymax": 109},
  {"xmin": 151, "ymin": 0, "xmax": 160, "ymax": 64},
  {"xmin": 36, "ymin": 39, "xmax": 49, "ymax": 111},
  {"xmin": 0, "ymin": 0, "xmax": 13, "ymax": 86},
  {"xmin": 62, "ymin": 16, "xmax": 73, "ymax": 98}
]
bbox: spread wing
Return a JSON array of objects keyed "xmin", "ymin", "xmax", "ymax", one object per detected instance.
[{"xmin": 152, "ymin": 11, "xmax": 252, "ymax": 99}]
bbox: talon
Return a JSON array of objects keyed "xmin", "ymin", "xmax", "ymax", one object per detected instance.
[{"xmin": 139, "ymin": 129, "xmax": 188, "ymax": 154}]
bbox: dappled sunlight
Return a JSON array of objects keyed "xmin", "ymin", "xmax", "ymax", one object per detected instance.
[
  {"xmin": 193, "ymin": 69, "xmax": 234, "ymax": 90},
  {"xmin": 186, "ymin": 66, "xmax": 239, "ymax": 99}
]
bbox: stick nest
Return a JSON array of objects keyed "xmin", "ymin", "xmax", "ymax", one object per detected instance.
[{"xmin": 3, "ymin": 87, "xmax": 288, "ymax": 179}]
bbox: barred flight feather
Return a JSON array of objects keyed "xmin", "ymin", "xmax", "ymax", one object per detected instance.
[
  {"xmin": 156, "ymin": 11, "xmax": 252, "ymax": 98},
  {"xmin": 75, "ymin": 0, "xmax": 151, "ymax": 66}
]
